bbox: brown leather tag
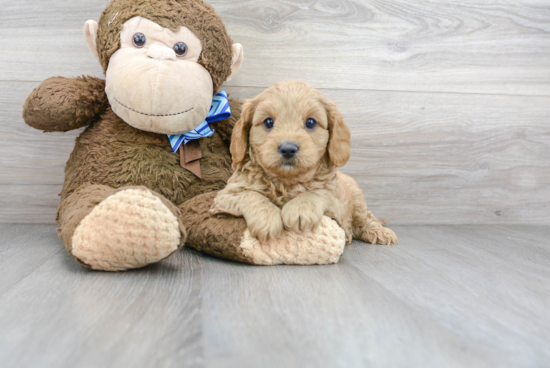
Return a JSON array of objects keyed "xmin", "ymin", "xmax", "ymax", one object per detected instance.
[
  {"xmin": 183, "ymin": 140, "xmax": 202, "ymax": 163},
  {"xmin": 180, "ymin": 140, "xmax": 202, "ymax": 178}
]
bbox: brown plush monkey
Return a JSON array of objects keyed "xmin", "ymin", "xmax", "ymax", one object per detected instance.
[{"xmin": 23, "ymin": 0, "xmax": 345, "ymax": 271}]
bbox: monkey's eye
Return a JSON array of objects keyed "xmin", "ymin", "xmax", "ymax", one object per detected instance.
[
  {"xmin": 133, "ymin": 33, "xmax": 146, "ymax": 48},
  {"xmin": 173, "ymin": 42, "xmax": 187, "ymax": 56},
  {"xmin": 305, "ymin": 118, "xmax": 317, "ymax": 130},
  {"xmin": 263, "ymin": 118, "xmax": 274, "ymax": 130}
]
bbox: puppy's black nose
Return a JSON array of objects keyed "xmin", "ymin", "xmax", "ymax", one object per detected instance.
[{"xmin": 279, "ymin": 142, "xmax": 299, "ymax": 159}]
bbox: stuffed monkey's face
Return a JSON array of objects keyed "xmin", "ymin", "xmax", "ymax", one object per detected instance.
[{"xmin": 105, "ymin": 17, "xmax": 214, "ymax": 135}]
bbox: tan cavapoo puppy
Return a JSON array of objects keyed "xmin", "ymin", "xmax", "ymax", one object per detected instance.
[{"xmin": 212, "ymin": 81, "xmax": 398, "ymax": 246}]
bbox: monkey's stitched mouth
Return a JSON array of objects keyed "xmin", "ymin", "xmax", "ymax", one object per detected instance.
[{"xmin": 114, "ymin": 98, "xmax": 194, "ymax": 117}]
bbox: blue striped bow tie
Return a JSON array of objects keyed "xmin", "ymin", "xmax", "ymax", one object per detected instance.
[{"xmin": 168, "ymin": 90, "xmax": 231, "ymax": 152}]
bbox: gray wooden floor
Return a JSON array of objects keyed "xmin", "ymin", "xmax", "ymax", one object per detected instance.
[{"xmin": 1, "ymin": 224, "xmax": 549, "ymax": 368}]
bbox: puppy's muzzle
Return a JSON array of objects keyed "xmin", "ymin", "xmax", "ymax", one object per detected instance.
[{"xmin": 279, "ymin": 142, "xmax": 299, "ymax": 160}]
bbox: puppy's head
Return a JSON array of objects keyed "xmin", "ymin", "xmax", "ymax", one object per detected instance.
[{"xmin": 231, "ymin": 81, "xmax": 351, "ymax": 178}]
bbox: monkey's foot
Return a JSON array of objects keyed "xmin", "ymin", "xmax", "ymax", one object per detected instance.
[
  {"xmin": 72, "ymin": 188, "xmax": 184, "ymax": 271},
  {"xmin": 239, "ymin": 216, "xmax": 346, "ymax": 265}
]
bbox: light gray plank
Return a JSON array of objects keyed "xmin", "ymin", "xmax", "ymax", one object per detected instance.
[
  {"xmin": 3, "ymin": 83, "xmax": 549, "ymax": 224},
  {"xmin": 0, "ymin": 185, "xmax": 61, "ymax": 223},
  {"xmin": 0, "ymin": 230, "xmax": 204, "ymax": 368},
  {"xmin": 344, "ymin": 225, "xmax": 550, "ymax": 367},
  {"xmin": 331, "ymin": 89, "xmax": 550, "ymax": 225},
  {"xmin": 0, "ymin": 27, "xmax": 104, "ymax": 82},
  {"xmin": 198, "ymin": 257, "xmax": 500, "ymax": 368},
  {"xmin": 1, "ymin": 224, "xmax": 549, "ymax": 368},
  {"xmin": 0, "ymin": 224, "xmax": 61, "ymax": 297},
  {"xmin": 0, "ymin": 0, "xmax": 106, "ymax": 29},
  {"xmin": 1, "ymin": 0, "xmax": 549, "ymax": 95},
  {"xmin": 197, "ymin": 225, "xmax": 550, "ymax": 368}
]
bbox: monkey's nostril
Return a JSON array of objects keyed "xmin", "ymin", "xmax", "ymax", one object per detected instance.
[{"xmin": 279, "ymin": 142, "xmax": 299, "ymax": 159}]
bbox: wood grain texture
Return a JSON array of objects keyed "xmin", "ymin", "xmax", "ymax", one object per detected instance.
[
  {"xmin": 0, "ymin": 0, "xmax": 549, "ymax": 224},
  {"xmin": 0, "ymin": 224, "xmax": 204, "ymax": 368},
  {"xmin": 1, "ymin": 0, "xmax": 549, "ymax": 95},
  {"xmin": 0, "ymin": 224, "xmax": 61, "ymax": 297},
  {"xmin": 344, "ymin": 225, "xmax": 550, "ymax": 367},
  {"xmin": 0, "ymin": 185, "xmax": 62, "ymax": 223},
  {"xmin": 1, "ymin": 224, "xmax": 549, "ymax": 367},
  {"xmin": 2, "ymin": 83, "xmax": 548, "ymax": 224}
]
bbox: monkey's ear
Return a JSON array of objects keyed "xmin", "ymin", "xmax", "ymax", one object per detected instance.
[
  {"xmin": 325, "ymin": 100, "xmax": 351, "ymax": 167},
  {"xmin": 83, "ymin": 20, "xmax": 100, "ymax": 61},
  {"xmin": 226, "ymin": 44, "xmax": 244, "ymax": 82},
  {"xmin": 230, "ymin": 97, "xmax": 257, "ymax": 169}
]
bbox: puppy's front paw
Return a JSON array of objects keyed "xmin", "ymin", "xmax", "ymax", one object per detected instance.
[
  {"xmin": 246, "ymin": 207, "xmax": 284, "ymax": 242},
  {"xmin": 281, "ymin": 199, "xmax": 323, "ymax": 233},
  {"xmin": 363, "ymin": 226, "xmax": 398, "ymax": 245},
  {"xmin": 210, "ymin": 204, "xmax": 222, "ymax": 215}
]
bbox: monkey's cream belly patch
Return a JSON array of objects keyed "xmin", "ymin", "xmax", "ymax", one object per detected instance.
[
  {"xmin": 239, "ymin": 216, "xmax": 346, "ymax": 265},
  {"xmin": 72, "ymin": 188, "xmax": 181, "ymax": 271}
]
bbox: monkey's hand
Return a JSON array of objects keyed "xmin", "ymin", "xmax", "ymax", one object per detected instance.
[{"xmin": 23, "ymin": 76, "xmax": 108, "ymax": 132}]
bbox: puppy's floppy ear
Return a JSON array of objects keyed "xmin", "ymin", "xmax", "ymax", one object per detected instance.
[
  {"xmin": 324, "ymin": 99, "xmax": 351, "ymax": 167},
  {"xmin": 231, "ymin": 97, "xmax": 258, "ymax": 168}
]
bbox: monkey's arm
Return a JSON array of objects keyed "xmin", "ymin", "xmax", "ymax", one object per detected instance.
[
  {"xmin": 214, "ymin": 98, "xmax": 242, "ymax": 145},
  {"xmin": 23, "ymin": 76, "xmax": 108, "ymax": 132}
]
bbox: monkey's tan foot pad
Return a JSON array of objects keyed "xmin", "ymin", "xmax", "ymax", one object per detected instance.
[
  {"xmin": 72, "ymin": 188, "xmax": 182, "ymax": 271},
  {"xmin": 240, "ymin": 216, "xmax": 346, "ymax": 265}
]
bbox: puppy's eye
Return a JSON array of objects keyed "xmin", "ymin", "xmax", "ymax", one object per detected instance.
[
  {"xmin": 263, "ymin": 118, "xmax": 274, "ymax": 130},
  {"xmin": 305, "ymin": 118, "xmax": 317, "ymax": 130},
  {"xmin": 173, "ymin": 42, "xmax": 187, "ymax": 56},
  {"xmin": 133, "ymin": 33, "xmax": 146, "ymax": 48}
]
